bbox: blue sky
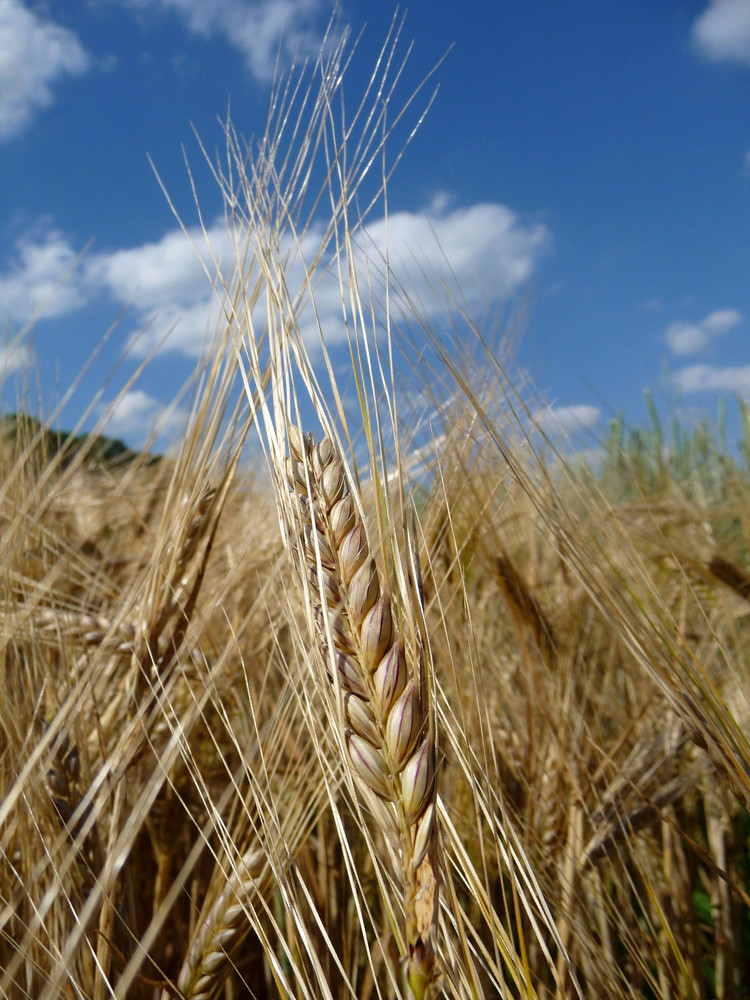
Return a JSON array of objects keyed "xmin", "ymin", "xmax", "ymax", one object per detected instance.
[{"xmin": 1, "ymin": 0, "xmax": 750, "ymax": 450}]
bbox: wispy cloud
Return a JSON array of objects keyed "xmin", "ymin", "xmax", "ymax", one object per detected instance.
[
  {"xmin": 692, "ymin": 0, "xmax": 750, "ymax": 67},
  {"xmin": 672, "ymin": 364, "xmax": 750, "ymax": 396},
  {"xmin": 0, "ymin": 225, "xmax": 90, "ymax": 323},
  {"xmin": 0, "ymin": 202, "xmax": 549, "ymax": 359},
  {"xmin": 663, "ymin": 308, "xmax": 741, "ymax": 355},
  {"xmin": 0, "ymin": 340, "xmax": 31, "ymax": 376},
  {"xmin": 534, "ymin": 403, "xmax": 600, "ymax": 435},
  {"xmin": 641, "ymin": 297, "xmax": 663, "ymax": 313},
  {"xmin": 97, "ymin": 388, "xmax": 189, "ymax": 444},
  {"xmin": 0, "ymin": 0, "xmax": 90, "ymax": 140},
  {"xmin": 111, "ymin": 0, "xmax": 328, "ymax": 81}
]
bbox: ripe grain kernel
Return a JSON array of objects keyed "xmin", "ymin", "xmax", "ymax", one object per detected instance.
[
  {"xmin": 372, "ymin": 641, "xmax": 407, "ymax": 713},
  {"xmin": 401, "ymin": 739, "xmax": 434, "ymax": 824},
  {"xmin": 349, "ymin": 558, "xmax": 380, "ymax": 624},
  {"xmin": 320, "ymin": 461, "xmax": 346, "ymax": 506},
  {"xmin": 288, "ymin": 424, "xmax": 307, "ymax": 461},
  {"xmin": 346, "ymin": 731, "xmax": 391, "ymax": 799},
  {"xmin": 338, "ymin": 523, "xmax": 368, "ymax": 584},
  {"xmin": 360, "ymin": 596, "xmax": 393, "ymax": 666},
  {"xmin": 330, "ymin": 495, "xmax": 356, "ymax": 544},
  {"xmin": 313, "ymin": 437, "xmax": 335, "ymax": 474},
  {"xmin": 385, "ymin": 683, "xmax": 421, "ymax": 768},
  {"xmin": 344, "ymin": 692, "xmax": 380, "ymax": 745},
  {"xmin": 331, "ymin": 650, "xmax": 368, "ymax": 697},
  {"xmin": 412, "ymin": 803, "xmax": 435, "ymax": 869}
]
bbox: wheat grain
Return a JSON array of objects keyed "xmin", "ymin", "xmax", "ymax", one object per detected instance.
[{"xmin": 286, "ymin": 428, "xmax": 439, "ymax": 1000}]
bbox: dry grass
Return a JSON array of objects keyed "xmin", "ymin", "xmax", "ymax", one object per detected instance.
[{"xmin": 1, "ymin": 17, "xmax": 750, "ymax": 1000}]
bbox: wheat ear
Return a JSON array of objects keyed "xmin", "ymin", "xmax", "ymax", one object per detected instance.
[
  {"xmin": 286, "ymin": 429, "xmax": 439, "ymax": 1000},
  {"xmin": 175, "ymin": 849, "xmax": 264, "ymax": 1000}
]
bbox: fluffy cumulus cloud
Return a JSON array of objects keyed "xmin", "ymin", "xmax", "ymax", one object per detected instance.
[
  {"xmin": 663, "ymin": 309, "xmax": 741, "ymax": 355},
  {"xmin": 0, "ymin": 201, "xmax": 549, "ymax": 359},
  {"xmin": 0, "ymin": 218, "xmax": 231, "ymax": 356},
  {"xmin": 534, "ymin": 403, "xmax": 600, "ymax": 435},
  {"xmin": 283, "ymin": 200, "xmax": 547, "ymax": 352},
  {"xmin": 362, "ymin": 200, "xmax": 548, "ymax": 306},
  {"xmin": 86, "ymin": 228, "xmax": 221, "ymax": 308},
  {"xmin": 0, "ymin": 218, "xmax": 241, "ymax": 357},
  {"xmin": 672, "ymin": 364, "xmax": 750, "ymax": 396},
  {"xmin": 125, "ymin": 200, "xmax": 548, "ymax": 357},
  {"xmin": 692, "ymin": 0, "xmax": 750, "ymax": 66},
  {"xmin": 0, "ymin": 0, "xmax": 89, "ymax": 140},
  {"xmin": 112, "ymin": 0, "xmax": 327, "ymax": 81},
  {"xmin": 89, "ymin": 220, "xmax": 236, "ymax": 356}
]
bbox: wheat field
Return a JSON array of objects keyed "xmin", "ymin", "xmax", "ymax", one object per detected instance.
[{"xmin": 2, "ymin": 22, "xmax": 750, "ymax": 1000}]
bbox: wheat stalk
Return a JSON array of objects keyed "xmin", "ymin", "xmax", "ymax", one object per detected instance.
[{"xmin": 285, "ymin": 427, "xmax": 440, "ymax": 1000}]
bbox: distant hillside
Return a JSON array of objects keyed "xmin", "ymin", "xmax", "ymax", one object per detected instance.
[{"xmin": 0, "ymin": 413, "xmax": 159, "ymax": 469}]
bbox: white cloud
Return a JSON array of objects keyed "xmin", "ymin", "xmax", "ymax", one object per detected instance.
[
  {"xmin": 362, "ymin": 201, "xmax": 548, "ymax": 304},
  {"xmin": 88, "ymin": 220, "xmax": 234, "ymax": 357},
  {"xmin": 0, "ymin": 219, "xmax": 226, "ymax": 354},
  {"xmin": 112, "ymin": 0, "xmax": 327, "ymax": 81},
  {"xmin": 534, "ymin": 403, "xmax": 600, "ymax": 435},
  {"xmin": 672, "ymin": 364, "xmax": 750, "ymax": 396},
  {"xmin": 86, "ymin": 224, "xmax": 227, "ymax": 308},
  {"xmin": 284, "ymin": 201, "xmax": 548, "ymax": 352},
  {"xmin": 663, "ymin": 308, "xmax": 741, "ymax": 355},
  {"xmin": 0, "ymin": 0, "xmax": 89, "ymax": 139},
  {"xmin": 0, "ymin": 200, "xmax": 549, "ymax": 359},
  {"xmin": 0, "ymin": 226, "xmax": 89, "ymax": 323},
  {"xmin": 0, "ymin": 340, "xmax": 31, "ymax": 375},
  {"xmin": 127, "ymin": 299, "xmax": 224, "ymax": 356},
  {"xmin": 692, "ymin": 0, "xmax": 750, "ymax": 66},
  {"xmin": 703, "ymin": 309, "xmax": 742, "ymax": 334},
  {"xmin": 98, "ymin": 388, "xmax": 189, "ymax": 443}
]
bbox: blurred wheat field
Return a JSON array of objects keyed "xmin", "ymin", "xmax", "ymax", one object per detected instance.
[{"xmin": 2, "ymin": 21, "xmax": 750, "ymax": 1000}]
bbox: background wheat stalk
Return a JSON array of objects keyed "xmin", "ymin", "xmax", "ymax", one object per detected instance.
[{"xmin": 285, "ymin": 427, "xmax": 440, "ymax": 1000}]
